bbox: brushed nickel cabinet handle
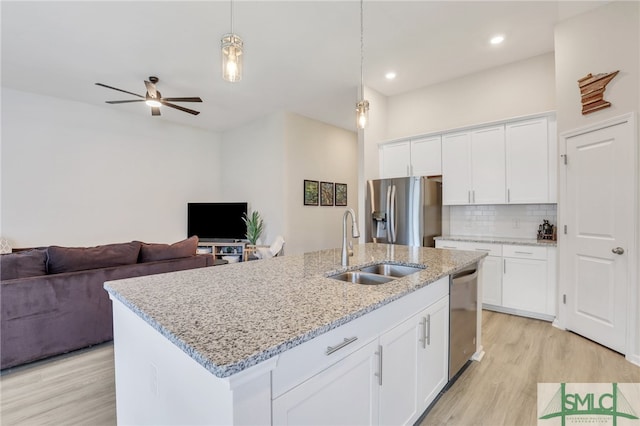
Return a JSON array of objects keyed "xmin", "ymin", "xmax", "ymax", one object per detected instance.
[
  {"xmin": 426, "ymin": 314, "xmax": 431, "ymax": 346},
  {"xmin": 325, "ymin": 336, "xmax": 358, "ymax": 355},
  {"xmin": 375, "ymin": 345, "xmax": 383, "ymax": 386},
  {"xmin": 419, "ymin": 317, "xmax": 427, "ymax": 348},
  {"xmin": 612, "ymin": 247, "xmax": 625, "ymax": 255}
]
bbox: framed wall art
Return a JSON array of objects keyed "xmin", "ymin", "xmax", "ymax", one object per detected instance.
[
  {"xmin": 335, "ymin": 183, "xmax": 347, "ymax": 206},
  {"xmin": 320, "ymin": 182, "xmax": 334, "ymax": 206},
  {"xmin": 303, "ymin": 180, "xmax": 319, "ymax": 206}
]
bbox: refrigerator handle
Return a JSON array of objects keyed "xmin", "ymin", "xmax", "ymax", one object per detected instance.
[
  {"xmin": 390, "ymin": 185, "xmax": 397, "ymax": 243},
  {"xmin": 385, "ymin": 186, "xmax": 392, "ymax": 242}
]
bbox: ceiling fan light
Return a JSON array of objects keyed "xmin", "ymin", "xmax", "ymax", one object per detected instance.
[
  {"xmin": 145, "ymin": 99, "xmax": 161, "ymax": 108},
  {"xmin": 222, "ymin": 33, "xmax": 243, "ymax": 82},
  {"xmin": 356, "ymin": 100, "xmax": 369, "ymax": 130}
]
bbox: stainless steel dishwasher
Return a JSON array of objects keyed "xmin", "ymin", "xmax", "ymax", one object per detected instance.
[{"xmin": 449, "ymin": 263, "xmax": 478, "ymax": 380}]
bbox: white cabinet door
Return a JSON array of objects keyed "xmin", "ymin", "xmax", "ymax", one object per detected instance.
[
  {"xmin": 380, "ymin": 141, "xmax": 411, "ymax": 178},
  {"xmin": 442, "ymin": 132, "xmax": 472, "ymax": 205},
  {"xmin": 272, "ymin": 339, "xmax": 379, "ymax": 426},
  {"xmin": 411, "ymin": 136, "xmax": 442, "ymax": 177},
  {"xmin": 378, "ymin": 315, "xmax": 419, "ymax": 426},
  {"xmin": 481, "ymin": 255, "xmax": 503, "ymax": 307},
  {"xmin": 505, "ymin": 118, "xmax": 549, "ymax": 203},
  {"xmin": 417, "ymin": 296, "xmax": 449, "ymax": 411},
  {"xmin": 502, "ymin": 257, "xmax": 547, "ymax": 314},
  {"xmin": 471, "ymin": 125, "xmax": 506, "ymax": 204}
]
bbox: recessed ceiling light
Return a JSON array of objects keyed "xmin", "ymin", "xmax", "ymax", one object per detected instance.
[
  {"xmin": 385, "ymin": 71, "xmax": 397, "ymax": 80},
  {"xmin": 490, "ymin": 35, "xmax": 505, "ymax": 45}
]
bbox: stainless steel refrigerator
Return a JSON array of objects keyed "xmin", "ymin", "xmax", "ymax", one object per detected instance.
[{"xmin": 365, "ymin": 176, "xmax": 442, "ymax": 247}]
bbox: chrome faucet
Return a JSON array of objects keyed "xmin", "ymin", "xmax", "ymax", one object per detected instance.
[{"xmin": 342, "ymin": 208, "xmax": 360, "ymax": 266}]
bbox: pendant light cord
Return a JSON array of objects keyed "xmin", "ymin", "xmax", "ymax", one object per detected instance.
[
  {"xmin": 230, "ymin": 0, "xmax": 234, "ymax": 34},
  {"xmin": 360, "ymin": 0, "xmax": 364, "ymax": 99}
]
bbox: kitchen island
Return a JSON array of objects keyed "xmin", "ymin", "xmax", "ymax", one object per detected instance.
[{"xmin": 105, "ymin": 243, "xmax": 485, "ymax": 425}]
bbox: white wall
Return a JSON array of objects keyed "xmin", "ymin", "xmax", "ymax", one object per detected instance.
[
  {"xmin": 554, "ymin": 0, "xmax": 639, "ymax": 363},
  {"xmin": 1, "ymin": 88, "xmax": 221, "ymax": 247},
  {"xmin": 221, "ymin": 111, "xmax": 358, "ymax": 255},
  {"xmin": 220, "ymin": 113, "xmax": 286, "ymax": 245},
  {"xmin": 386, "ymin": 52, "xmax": 556, "ymax": 140},
  {"xmin": 284, "ymin": 112, "xmax": 358, "ymax": 255}
]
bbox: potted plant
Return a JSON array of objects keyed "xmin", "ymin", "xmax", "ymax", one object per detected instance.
[{"xmin": 242, "ymin": 210, "xmax": 264, "ymax": 246}]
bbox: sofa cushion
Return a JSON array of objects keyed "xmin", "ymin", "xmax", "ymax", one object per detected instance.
[
  {"xmin": 0, "ymin": 249, "xmax": 48, "ymax": 281},
  {"xmin": 139, "ymin": 236, "xmax": 199, "ymax": 263},
  {"xmin": 47, "ymin": 241, "xmax": 141, "ymax": 274}
]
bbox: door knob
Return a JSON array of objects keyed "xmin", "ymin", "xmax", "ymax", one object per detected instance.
[{"xmin": 612, "ymin": 247, "xmax": 625, "ymax": 255}]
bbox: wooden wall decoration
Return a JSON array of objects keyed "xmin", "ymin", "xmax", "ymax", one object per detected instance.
[{"xmin": 577, "ymin": 70, "xmax": 619, "ymax": 115}]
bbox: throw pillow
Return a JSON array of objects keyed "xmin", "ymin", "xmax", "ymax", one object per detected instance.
[
  {"xmin": 47, "ymin": 241, "xmax": 142, "ymax": 274},
  {"xmin": 0, "ymin": 249, "xmax": 48, "ymax": 281},
  {"xmin": 139, "ymin": 236, "xmax": 198, "ymax": 263}
]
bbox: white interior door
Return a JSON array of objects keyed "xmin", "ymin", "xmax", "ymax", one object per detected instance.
[{"xmin": 564, "ymin": 118, "xmax": 635, "ymax": 353}]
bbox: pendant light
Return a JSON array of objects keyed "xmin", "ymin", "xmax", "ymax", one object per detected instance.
[
  {"xmin": 356, "ymin": 0, "xmax": 369, "ymax": 129},
  {"xmin": 221, "ymin": 0, "xmax": 243, "ymax": 82}
]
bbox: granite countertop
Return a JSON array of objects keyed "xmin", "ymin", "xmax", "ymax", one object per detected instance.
[
  {"xmin": 434, "ymin": 235, "xmax": 557, "ymax": 247},
  {"xmin": 104, "ymin": 243, "xmax": 484, "ymax": 379}
]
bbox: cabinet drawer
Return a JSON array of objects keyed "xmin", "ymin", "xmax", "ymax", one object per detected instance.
[
  {"xmin": 503, "ymin": 244, "xmax": 547, "ymax": 260},
  {"xmin": 272, "ymin": 276, "xmax": 449, "ymax": 398},
  {"xmin": 436, "ymin": 240, "xmax": 502, "ymax": 256}
]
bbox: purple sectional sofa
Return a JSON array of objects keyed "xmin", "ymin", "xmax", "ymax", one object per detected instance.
[{"xmin": 0, "ymin": 237, "xmax": 215, "ymax": 370}]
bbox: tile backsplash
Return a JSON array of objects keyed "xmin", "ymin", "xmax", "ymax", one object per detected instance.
[{"xmin": 447, "ymin": 204, "xmax": 557, "ymax": 239}]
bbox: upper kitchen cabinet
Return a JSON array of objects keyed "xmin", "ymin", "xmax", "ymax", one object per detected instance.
[
  {"xmin": 506, "ymin": 117, "xmax": 551, "ymax": 203},
  {"xmin": 379, "ymin": 137, "xmax": 441, "ymax": 179},
  {"xmin": 442, "ymin": 126, "xmax": 506, "ymax": 205},
  {"xmin": 410, "ymin": 136, "xmax": 442, "ymax": 177},
  {"xmin": 380, "ymin": 141, "xmax": 411, "ymax": 178}
]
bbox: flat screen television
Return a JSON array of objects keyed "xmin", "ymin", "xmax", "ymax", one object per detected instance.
[{"xmin": 187, "ymin": 202, "xmax": 248, "ymax": 242}]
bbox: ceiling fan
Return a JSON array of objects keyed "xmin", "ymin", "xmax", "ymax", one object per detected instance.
[{"xmin": 95, "ymin": 76, "xmax": 202, "ymax": 116}]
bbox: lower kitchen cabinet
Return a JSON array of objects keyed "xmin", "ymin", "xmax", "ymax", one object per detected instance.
[
  {"xmin": 436, "ymin": 239, "xmax": 556, "ymax": 321},
  {"xmin": 272, "ymin": 339, "xmax": 380, "ymax": 426},
  {"xmin": 502, "ymin": 245, "xmax": 548, "ymax": 314},
  {"xmin": 273, "ymin": 293, "xmax": 450, "ymax": 426},
  {"xmin": 481, "ymin": 255, "xmax": 503, "ymax": 307},
  {"xmin": 380, "ymin": 296, "xmax": 449, "ymax": 426},
  {"xmin": 416, "ymin": 296, "xmax": 449, "ymax": 410}
]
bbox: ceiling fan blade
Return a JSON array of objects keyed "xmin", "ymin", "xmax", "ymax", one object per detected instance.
[
  {"xmin": 151, "ymin": 107, "xmax": 161, "ymax": 116},
  {"xmin": 144, "ymin": 80, "xmax": 158, "ymax": 99},
  {"xmin": 95, "ymin": 83, "xmax": 144, "ymax": 98},
  {"xmin": 161, "ymin": 101, "xmax": 200, "ymax": 115},
  {"xmin": 105, "ymin": 99, "xmax": 146, "ymax": 104},
  {"xmin": 162, "ymin": 97, "xmax": 203, "ymax": 103}
]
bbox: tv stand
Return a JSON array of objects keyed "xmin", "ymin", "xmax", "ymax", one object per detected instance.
[{"xmin": 197, "ymin": 241, "xmax": 247, "ymax": 263}]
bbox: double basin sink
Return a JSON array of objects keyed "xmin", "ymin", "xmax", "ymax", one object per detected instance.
[{"xmin": 329, "ymin": 262, "xmax": 425, "ymax": 285}]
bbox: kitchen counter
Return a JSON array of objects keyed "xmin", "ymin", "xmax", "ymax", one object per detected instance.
[
  {"xmin": 435, "ymin": 235, "xmax": 557, "ymax": 247},
  {"xmin": 104, "ymin": 243, "xmax": 484, "ymax": 379}
]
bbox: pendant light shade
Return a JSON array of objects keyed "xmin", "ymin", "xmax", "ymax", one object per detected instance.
[
  {"xmin": 356, "ymin": 0, "xmax": 369, "ymax": 129},
  {"xmin": 221, "ymin": 0, "xmax": 243, "ymax": 83},
  {"xmin": 356, "ymin": 100, "xmax": 369, "ymax": 129},
  {"xmin": 221, "ymin": 33, "xmax": 243, "ymax": 82}
]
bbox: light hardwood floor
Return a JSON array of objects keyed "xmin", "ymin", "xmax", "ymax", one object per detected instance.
[{"xmin": 1, "ymin": 311, "xmax": 638, "ymax": 426}]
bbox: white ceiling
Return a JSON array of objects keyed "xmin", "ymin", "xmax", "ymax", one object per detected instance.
[{"xmin": 1, "ymin": 1, "xmax": 605, "ymax": 133}]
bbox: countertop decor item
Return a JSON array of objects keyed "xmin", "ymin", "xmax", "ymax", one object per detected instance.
[
  {"xmin": 242, "ymin": 210, "xmax": 264, "ymax": 245},
  {"xmin": 537, "ymin": 219, "xmax": 556, "ymax": 241}
]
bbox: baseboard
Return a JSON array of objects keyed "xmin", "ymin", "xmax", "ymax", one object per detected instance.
[
  {"xmin": 483, "ymin": 304, "xmax": 555, "ymax": 322},
  {"xmin": 626, "ymin": 353, "xmax": 640, "ymax": 367}
]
